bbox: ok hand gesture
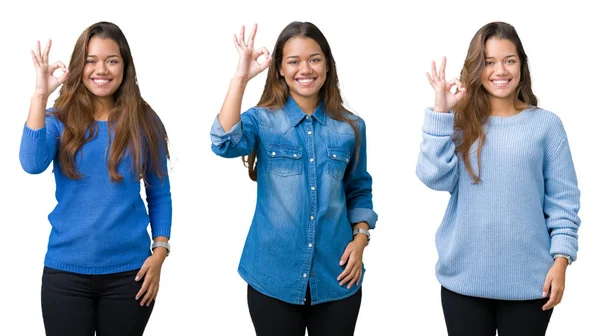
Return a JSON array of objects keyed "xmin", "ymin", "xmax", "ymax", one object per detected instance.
[
  {"xmin": 31, "ymin": 40, "xmax": 69, "ymax": 98},
  {"xmin": 233, "ymin": 24, "xmax": 272, "ymax": 82},
  {"xmin": 426, "ymin": 57, "xmax": 465, "ymax": 113}
]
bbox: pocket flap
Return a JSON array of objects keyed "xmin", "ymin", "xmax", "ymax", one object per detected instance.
[
  {"xmin": 327, "ymin": 148, "xmax": 351, "ymax": 163},
  {"xmin": 267, "ymin": 145, "xmax": 303, "ymax": 159}
]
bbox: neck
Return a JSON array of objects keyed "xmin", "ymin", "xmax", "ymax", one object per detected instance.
[
  {"xmin": 489, "ymin": 95, "xmax": 527, "ymax": 117},
  {"xmin": 94, "ymin": 97, "xmax": 114, "ymax": 121},
  {"xmin": 291, "ymin": 94, "xmax": 319, "ymax": 115}
]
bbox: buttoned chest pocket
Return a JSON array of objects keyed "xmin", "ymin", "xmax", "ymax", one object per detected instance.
[
  {"xmin": 327, "ymin": 148, "xmax": 351, "ymax": 180},
  {"xmin": 266, "ymin": 144, "xmax": 303, "ymax": 177}
]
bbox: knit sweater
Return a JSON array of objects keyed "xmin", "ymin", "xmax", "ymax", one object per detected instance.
[
  {"xmin": 416, "ymin": 107, "xmax": 580, "ymax": 300},
  {"xmin": 19, "ymin": 114, "xmax": 172, "ymax": 274}
]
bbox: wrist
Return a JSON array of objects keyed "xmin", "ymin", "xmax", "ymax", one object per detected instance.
[
  {"xmin": 231, "ymin": 75, "xmax": 249, "ymax": 86},
  {"xmin": 553, "ymin": 254, "xmax": 571, "ymax": 266},
  {"xmin": 352, "ymin": 228, "xmax": 370, "ymax": 246},
  {"xmin": 32, "ymin": 93, "xmax": 49, "ymax": 102}
]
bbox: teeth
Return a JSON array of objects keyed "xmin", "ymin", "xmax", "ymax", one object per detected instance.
[
  {"xmin": 93, "ymin": 79, "xmax": 110, "ymax": 84},
  {"xmin": 297, "ymin": 79, "xmax": 314, "ymax": 83},
  {"xmin": 493, "ymin": 80, "xmax": 508, "ymax": 84}
]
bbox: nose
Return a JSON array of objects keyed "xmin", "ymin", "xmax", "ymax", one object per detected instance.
[
  {"xmin": 95, "ymin": 62, "xmax": 108, "ymax": 75},
  {"xmin": 494, "ymin": 62, "xmax": 507, "ymax": 76},
  {"xmin": 299, "ymin": 61, "xmax": 311, "ymax": 74}
]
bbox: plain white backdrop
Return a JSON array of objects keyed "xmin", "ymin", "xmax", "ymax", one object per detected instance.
[{"xmin": 1, "ymin": 0, "xmax": 598, "ymax": 334}]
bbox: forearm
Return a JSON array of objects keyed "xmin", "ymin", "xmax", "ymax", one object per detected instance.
[
  {"xmin": 27, "ymin": 94, "xmax": 49, "ymax": 130},
  {"xmin": 218, "ymin": 77, "xmax": 248, "ymax": 132}
]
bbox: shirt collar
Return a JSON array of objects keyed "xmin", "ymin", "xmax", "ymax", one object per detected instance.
[{"xmin": 284, "ymin": 97, "xmax": 327, "ymax": 126}]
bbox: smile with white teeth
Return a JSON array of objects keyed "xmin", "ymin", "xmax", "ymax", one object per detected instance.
[
  {"xmin": 491, "ymin": 79, "xmax": 510, "ymax": 88},
  {"xmin": 92, "ymin": 78, "xmax": 111, "ymax": 86}
]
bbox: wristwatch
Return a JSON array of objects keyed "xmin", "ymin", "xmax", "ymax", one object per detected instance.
[
  {"xmin": 151, "ymin": 241, "xmax": 171, "ymax": 256},
  {"xmin": 352, "ymin": 228, "xmax": 370, "ymax": 245},
  {"xmin": 553, "ymin": 254, "xmax": 572, "ymax": 265}
]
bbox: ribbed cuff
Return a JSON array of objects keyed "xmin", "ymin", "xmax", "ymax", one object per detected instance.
[{"xmin": 422, "ymin": 108, "xmax": 455, "ymax": 136}]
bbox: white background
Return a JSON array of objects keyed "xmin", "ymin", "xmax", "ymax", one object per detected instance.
[{"xmin": 1, "ymin": 0, "xmax": 598, "ymax": 334}]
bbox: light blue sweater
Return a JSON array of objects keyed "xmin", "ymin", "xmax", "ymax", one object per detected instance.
[
  {"xmin": 416, "ymin": 107, "xmax": 580, "ymax": 300},
  {"xmin": 19, "ymin": 114, "xmax": 172, "ymax": 275}
]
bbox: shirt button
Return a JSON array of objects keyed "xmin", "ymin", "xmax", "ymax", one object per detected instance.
[
  {"xmin": 308, "ymin": 131, "xmax": 312, "ymax": 135},
  {"xmin": 333, "ymin": 154, "xmax": 337, "ymax": 158},
  {"xmin": 310, "ymin": 158, "xmax": 314, "ymax": 163},
  {"xmin": 310, "ymin": 216, "xmax": 314, "ymax": 220},
  {"xmin": 271, "ymin": 152, "xmax": 276, "ymax": 156},
  {"xmin": 308, "ymin": 243, "xmax": 313, "ymax": 248},
  {"xmin": 293, "ymin": 154, "xmax": 297, "ymax": 158},
  {"xmin": 306, "ymin": 115, "xmax": 310, "ymax": 119},
  {"xmin": 303, "ymin": 273, "xmax": 307, "ymax": 278},
  {"xmin": 311, "ymin": 186, "xmax": 315, "ymax": 191}
]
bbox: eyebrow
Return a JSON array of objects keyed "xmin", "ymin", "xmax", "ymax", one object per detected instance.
[
  {"xmin": 286, "ymin": 53, "xmax": 322, "ymax": 60},
  {"xmin": 87, "ymin": 54, "xmax": 121, "ymax": 58},
  {"xmin": 485, "ymin": 54, "xmax": 517, "ymax": 59}
]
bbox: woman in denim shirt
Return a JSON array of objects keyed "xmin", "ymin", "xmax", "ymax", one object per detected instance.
[{"xmin": 211, "ymin": 22, "xmax": 377, "ymax": 336}]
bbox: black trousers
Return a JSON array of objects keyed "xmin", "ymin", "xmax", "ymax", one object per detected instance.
[
  {"xmin": 247, "ymin": 285, "xmax": 362, "ymax": 336},
  {"xmin": 41, "ymin": 266, "xmax": 154, "ymax": 336},
  {"xmin": 441, "ymin": 286, "xmax": 553, "ymax": 336}
]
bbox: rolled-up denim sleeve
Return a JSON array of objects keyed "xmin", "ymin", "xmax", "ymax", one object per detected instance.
[
  {"xmin": 344, "ymin": 118, "xmax": 378, "ymax": 229},
  {"xmin": 210, "ymin": 110, "xmax": 259, "ymax": 158}
]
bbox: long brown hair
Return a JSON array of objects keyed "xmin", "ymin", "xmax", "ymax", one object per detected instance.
[
  {"xmin": 243, "ymin": 21, "xmax": 360, "ymax": 181},
  {"xmin": 455, "ymin": 21, "xmax": 537, "ymax": 183},
  {"xmin": 53, "ymin": 21, "xmax": 168, "ymax": 182}
]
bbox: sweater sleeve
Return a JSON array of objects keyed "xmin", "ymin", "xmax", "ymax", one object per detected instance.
[
  {"xmin": 416, "ymin": 108, "xmax": 459, "ymax": 192},
  {"xmin": 19, "ymin": 114, "xmax": 61, "ymax": 174},
  {"xmin": 344, "ymin": 118, "xmax": 378, "ymax": 229},
  {"xmin": 544, "ymin": 124, "xmax": 581, "ymax": 262},
  {"xmin": 210, "ymin": 109, "xmax": 259, "ymax": 158},
  {"xmin": 145, "ymin": 120, "xmax": 173, "ymax": 239}
]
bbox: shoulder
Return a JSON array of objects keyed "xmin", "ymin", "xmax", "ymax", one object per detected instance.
[{"xmin": 528, "ymin": 107, "xmax": 566, "ymax": 136}]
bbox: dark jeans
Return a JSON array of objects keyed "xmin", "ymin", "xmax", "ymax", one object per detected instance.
[
  {"xmin": 41, "ymin": 266, "xmax": 154, "ymax": 336},
  {"xmin": 247, "ymin": 284, "xmax": 362, "ymax": 336},
  {"xmin": 441, "ymin": 286, "xmax": 553, "ymax": 336}
]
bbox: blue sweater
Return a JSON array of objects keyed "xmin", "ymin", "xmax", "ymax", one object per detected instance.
[
  {"xmin": 416, "ymin": 107, "xmax": 580, "ymax": 300},
  {"xmin": 19, "ymin": 114, "xmax": 172, "ymax": 275}
]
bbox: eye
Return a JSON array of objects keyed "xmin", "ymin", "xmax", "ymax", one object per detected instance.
[
  {"xmin": 505, "ymin": 59, "xmax": 516, "ymax": 64},
  {"xmin": 288, "ymin": 60, "xmax": 299, "ymax": 65},
  {"xmin": 310, "ymin": 58, "xmax": 321, "ymax": 63},
  {"xmin": 108, "ymin": 59, "xmax": 119, "ymax": 64},
  {"xmin": 86, "ymin": 59, "xmax": 96, "ymax": 64},
  {"xmin": 485, "ymin": 61, "xmax": 494, "ymax": 66}
]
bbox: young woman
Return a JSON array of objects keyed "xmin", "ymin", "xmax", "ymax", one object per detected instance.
[
  {"xmin": 210, "ymin": 22, "xmax": 377, "ymax": 335},
  {"xmin": 417, "ymin": 21, "xmax": 581, "ymax": 336},
  {"xmin": 19, "ymin": 22, "xmax": 172, "ymax": 336}
]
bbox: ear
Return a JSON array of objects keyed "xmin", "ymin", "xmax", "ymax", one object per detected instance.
[{"xmin": 279, "ymin": 67, "xmax": 284, "ymax": 77}]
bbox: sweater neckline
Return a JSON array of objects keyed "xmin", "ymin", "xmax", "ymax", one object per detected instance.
[{"xmin": 487, "ymin": 106, "xmax": 536, "ymax": 125}]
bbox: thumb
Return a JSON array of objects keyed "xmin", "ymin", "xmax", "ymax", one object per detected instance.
[
  {"xmin": 339, "ymin": 245, "xmax": 353, "ymax": 266},
  {"xmin": 136, "ymin": 263, "xmax": 149, "ymax": 282},
  {"xmin": 542, "ymin": 273, "xmax": 552, "ymax": 297}
]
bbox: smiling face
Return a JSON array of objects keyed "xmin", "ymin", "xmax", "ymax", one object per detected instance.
[
  {"xmin": 481, "ymin": 37, "xmax": 521, "ymax": 102},
  {"xmin": 279, "ymin": 37, "xmax": 327, "ymax": 110},
  {"xmin": 82, "ymin": 36, "xmax": 124, "ymax": 100}
]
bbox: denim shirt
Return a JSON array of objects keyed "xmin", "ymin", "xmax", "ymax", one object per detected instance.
[{"xmin": 211, "ymin": 98, "xmax": 377, "ymax": 305}]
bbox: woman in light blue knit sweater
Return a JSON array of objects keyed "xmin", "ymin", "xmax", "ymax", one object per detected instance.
[{"xmin": 417, "ymin": 22, "xmax": 580, "ymax": 336}]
